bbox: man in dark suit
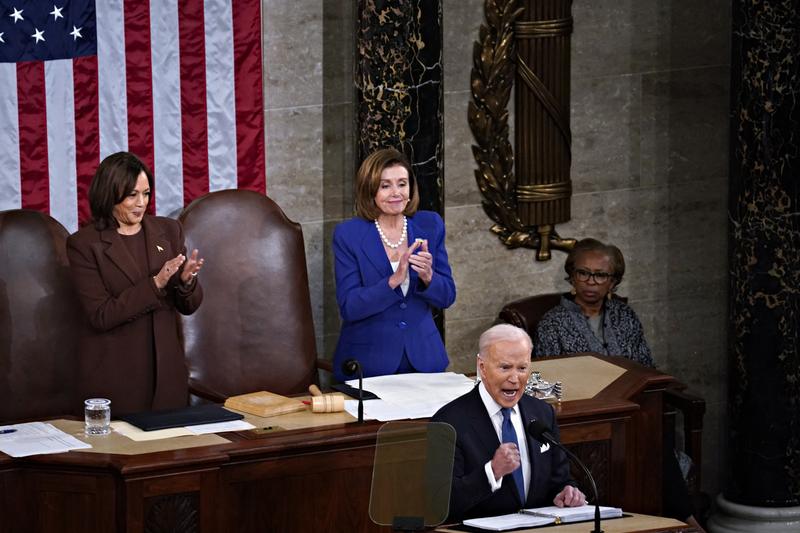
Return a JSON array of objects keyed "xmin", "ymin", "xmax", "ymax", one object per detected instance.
[{"xmin": 432, "ymin": 324, "xmax": 585, "ymax": 521}]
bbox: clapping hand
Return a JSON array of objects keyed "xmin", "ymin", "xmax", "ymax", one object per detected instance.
[
  {"xmin": 408, "ymin": 239, "xmax": 433, "ymax": 285},
  {"xmin": 388, "ymin": 240, "xmax": 422, "ymax": 289},
  {"xmin": 153, "ymin": 249, "xmax": 204, "ymax": 289},
  {"xmin": 179, "ymin": 249, "xmax": 204, "ymax": 284}
]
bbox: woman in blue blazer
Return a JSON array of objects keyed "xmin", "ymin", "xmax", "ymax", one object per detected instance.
[{"xmin": 333, "ymin": 148, "xmax": 456, "ymax": 381}]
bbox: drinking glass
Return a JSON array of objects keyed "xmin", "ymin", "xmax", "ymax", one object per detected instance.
[{"xmin": 84, "ymin": 398, "xmax": 111, "ymax": 435}]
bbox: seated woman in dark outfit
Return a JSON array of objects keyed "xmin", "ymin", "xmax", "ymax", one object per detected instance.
[
  {"xmin": 534, "ymin": 239, "xmax": 652, "ymax": 366},
  {"xmin": 534, "ymin": 238, "xmax": 706, "ymax": 532}
]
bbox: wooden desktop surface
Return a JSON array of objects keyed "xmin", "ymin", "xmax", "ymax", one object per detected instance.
[
  {"xmin": 436, "ymin": 513, "xmax": 695, "ymax": 533},
  {"xmin": 0, "ymin": 354, "xmax": 681, "ymax": 533}
]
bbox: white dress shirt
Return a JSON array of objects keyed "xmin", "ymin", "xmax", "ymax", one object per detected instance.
[
  {"xmin": 478, "ymin": 382, "xmax": 531, "ymax": 500},
  {"xmin": 389, "ymin": 260, "xmax": 410, "ymax": 295}
]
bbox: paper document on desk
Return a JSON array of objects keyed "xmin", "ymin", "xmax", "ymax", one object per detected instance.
[
  {"xmin": 344, "ymin": 372, "xmax": 475, "ymax": 421},
  {"xmin": 522, "ymin": 504, "xmax": 623, "ymax": 523},
  {"xmin": 343, "ymin": 399, "xmax": 439, "ymax": 421},
  {"xmin": 346, "ymin": 372, "xmax": 474, "ymax": 405},
  {"xmin": 462, "ymin": 512, "xmax": 554, "ymax": 530},
  {"xmin": 111, "ymin": 419, "xmax": 255, "ymax": 440},
  {"xmin": 0, "ymin": 422, "xmax": 91, "ymax": 457},
  {"xmin": 111, "ymin": 421, "xmax": 194, "ymax": 441},
  {"xmin": 184, "ymin": 419, "xmax": 255, "ymax": 434}
]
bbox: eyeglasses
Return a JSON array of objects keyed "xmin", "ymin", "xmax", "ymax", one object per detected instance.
[{"xmin": 573, "ymin": 268, "xmax": 613, "ymax": 284}]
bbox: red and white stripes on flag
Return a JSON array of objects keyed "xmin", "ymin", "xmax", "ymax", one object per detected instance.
[{"xmin": 0, "ymin": 0, "xmax": 265, "ymax": 233}]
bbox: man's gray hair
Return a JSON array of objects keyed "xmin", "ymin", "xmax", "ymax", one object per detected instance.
[{"xmin": 478, "ymin": 324, "xmax": 533, "ymax": 358}]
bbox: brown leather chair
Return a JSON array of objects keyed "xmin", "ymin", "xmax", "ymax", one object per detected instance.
[
  {"xmin": 179, "ymin": 190, "xmax": 319, "ymax": 401},
  {"xmin": 499, "ymin": 293, "xmax": 706, "ymax": 502},
  {"xmin": 0, "ymin": 210, "xmax": 83, "ymax": 423},
  {"xmin": 498, "ymin": 293, "xmax": 565, "ymax": 336}
]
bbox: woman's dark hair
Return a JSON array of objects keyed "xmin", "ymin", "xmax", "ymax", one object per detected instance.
[
  {"xmin": 354, "ymin": 148, "xmax": 420, "ymax": 220},
  {"xmin": 564, "ymin": 238, "xmax": 626, "ymax": 286},
  {"xmin": 88, "ymin": 152, "xmax": 153, "ymax": 230}
]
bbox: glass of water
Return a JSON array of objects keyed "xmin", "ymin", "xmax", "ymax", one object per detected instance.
[{"xmin": 84, "ymin": 398, "xmax": 111, "ymax": 435}]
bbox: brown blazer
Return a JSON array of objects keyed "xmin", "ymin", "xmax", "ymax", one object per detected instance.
[{"xmin": 67, "ymin": 216, "xmax": 202, "ymax": 414}]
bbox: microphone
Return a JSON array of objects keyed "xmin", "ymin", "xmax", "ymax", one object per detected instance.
[
  {"xmin": 527, "ymin": 419, "xmax": 603, "ymax": 533},
  {"xmin": 341, "ymin": 358, "xmax": 364, "ymax": 423}
]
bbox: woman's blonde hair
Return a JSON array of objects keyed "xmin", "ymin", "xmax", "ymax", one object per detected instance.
[{"xmin": 354, "ymin": 148, "xmax": 420, "ymax": 220}]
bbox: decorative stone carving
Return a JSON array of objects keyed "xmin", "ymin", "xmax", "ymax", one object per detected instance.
[{"xmin": 469, "ymin": 0, "xmax": 576, "ymax": 261}]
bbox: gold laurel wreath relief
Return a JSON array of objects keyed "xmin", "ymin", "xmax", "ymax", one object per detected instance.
[{"xmin": 469, "ymin": 0, "xmax": 575, "ymax": 261}]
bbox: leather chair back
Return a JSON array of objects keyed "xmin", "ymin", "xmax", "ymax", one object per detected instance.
[
  {"xmin": 499, "ymin": 293, "xmax": 628, "ymax": 338},
  {"xmin": 0, "ymin": 210, "xmax": 82, "ymax": 422},
  {"xmin": 498, "ymin": 293, "xmax": 563, "ymax": 337},
  {"xmin": 179, "ymin": 190, "xmax": 318, "ymax": 399}
]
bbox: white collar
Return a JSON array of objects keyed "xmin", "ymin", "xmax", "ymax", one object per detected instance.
[{"xmin": 478, "ymin": 381, "xmax": 520, "ymax": 419}]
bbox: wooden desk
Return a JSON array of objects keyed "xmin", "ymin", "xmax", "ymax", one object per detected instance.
[
  {"xmin": 0, "ymin": 355, "xmax": 680, "ymax": 533},
  {"xmin": 436, "ymin": 513, "xmax": 696, "ymax": 533}
]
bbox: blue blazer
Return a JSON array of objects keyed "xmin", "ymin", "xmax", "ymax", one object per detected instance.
[
  {"xmin": 431, "ymin": 387, "xmax": 575, "ymax": 522},
  {"xmin": 332, "ymin": 211, "xmax": 456, "ymax": 381}
]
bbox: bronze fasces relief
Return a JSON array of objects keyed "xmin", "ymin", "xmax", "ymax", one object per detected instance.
[{"xmin": 469, "ymin": 0, "xmax": 576, "ymax": 261}]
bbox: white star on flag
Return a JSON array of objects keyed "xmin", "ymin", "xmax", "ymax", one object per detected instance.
[
  {"xmin": 10, "ymin": 7, "xmax": 24, "ymax": 23},
  {"xmin": 31, "ymin": 28, "xmax": 45, "ymax": 44},
  {"xmin": 0, "ymin": 32, "xmax": 4, "ymax": 44},
  {"xmin": 50, "ymin": 5, "xmax": 64, "ymax": 21},
  {"xmin": 69, "ymin": 26, "xmax": 83, "ymax": 41}
]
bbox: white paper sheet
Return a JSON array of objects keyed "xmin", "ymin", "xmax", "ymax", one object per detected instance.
[
  {"xmin": 522, "ymin": 504, "xmax": 623, "ymax": 522},
  {"xmin": 0, "ymin": 422, "xmax": 91, "ymax": 458},
  {"xmin": 184, "ymin": 419, "xmax": 255, "ymax": 434},
  {"xmin": 462, "ymin": 512, "xmax": 554, "ymax": 531},
  {"xmin": 344, "ymin": 399, "xmax": 441, "ymax": 421},
  {"xmin": 110, "ymin": 419, "xmax": 255, "ymax": 440},
  {"xmin": 347, "ymin": 372, "xmax": 475, "ymax": 420}
]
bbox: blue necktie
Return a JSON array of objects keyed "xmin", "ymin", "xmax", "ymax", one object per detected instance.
[{"xmin": 501, "ymin": 407, "xmax": 526, "ymax": 504}]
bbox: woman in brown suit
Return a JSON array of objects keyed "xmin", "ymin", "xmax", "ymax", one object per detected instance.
[{"xmin": 67, "ymin": 152, "xmax": 204, "ymax": 415}]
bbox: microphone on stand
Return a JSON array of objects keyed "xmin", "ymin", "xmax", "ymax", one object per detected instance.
[
  {"xmin": 527, "ymin": 419, "xmax": 603, "ymax": 533},
  {"xmin": 342, "ymin": 359, "xmax": 364, "ymax": 423}
]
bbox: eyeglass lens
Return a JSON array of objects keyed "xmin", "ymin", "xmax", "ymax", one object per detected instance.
[{"xmin": 575, "ymin": 269, "xmax": 611, "ymax": 283}]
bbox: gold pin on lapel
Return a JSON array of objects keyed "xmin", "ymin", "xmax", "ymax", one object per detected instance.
[{"xmin": 156, "ymin": 245, "xmax": 164, "ymax": 252}]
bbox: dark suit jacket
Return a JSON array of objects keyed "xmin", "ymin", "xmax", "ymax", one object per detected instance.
[
  {"xmin": 332, "ymin": 211, "xmax": 456, "ymax": 381},
  {"xmin": 431, "ymin": 386, "xmax": 574, "ymax": 522},
  {"xmin": 67, "ymin": 216, "xmax": 202, "ymax": 414}
]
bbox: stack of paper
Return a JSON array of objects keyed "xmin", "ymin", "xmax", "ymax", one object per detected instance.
[
  {"xmin": 463, "ymin": 505, "xmax": 623, "ymax": 531},
  {"xmin": 463, "ymin": 513, "xmax": 554, "ymax": 530},
  {"xmin": 343, "ymin": 372, "xmax": 476, "ymax": 421},
  {"xmin": 0, "ymin": 422, "xmax": 91, "ymax": 457},
  {"xmin": 523, "ymin": 504, "xmax": 623, "ymax": 523}
]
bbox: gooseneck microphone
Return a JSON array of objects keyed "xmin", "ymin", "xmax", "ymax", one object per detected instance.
[
  {"xmin": 527, "ymin": 419, "xmax": 603, "ymax": 533},
  {"xmin": 342, "ymin": 358, "xmax": 364, "ymax": 423}
]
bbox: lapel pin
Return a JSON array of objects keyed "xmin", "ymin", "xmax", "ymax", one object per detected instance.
[
  {"xmin": 156, "ymin": 245, "xmax": 164, "ymax": 252},
  {"xmin": 540, "ymin": 442, "xmax": 550, "ymax": 453}
]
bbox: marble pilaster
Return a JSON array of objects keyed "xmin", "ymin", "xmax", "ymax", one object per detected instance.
[
  {"xmin": 355, "ymin": 0, "xmax": 444, "ymax": 213},
  {"xmin": 720, "ymin": 0, "xmax": 800, "ymax": 520}
]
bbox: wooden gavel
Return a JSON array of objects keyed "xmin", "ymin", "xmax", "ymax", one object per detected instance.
[{"xmin": 307, "ymin": 385, "xmax": 345, "ymax": 413}]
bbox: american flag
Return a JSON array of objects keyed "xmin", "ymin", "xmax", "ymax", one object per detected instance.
[{"xmin": 0, "ymin": 0, "xmax": 265, "ymax": 232}]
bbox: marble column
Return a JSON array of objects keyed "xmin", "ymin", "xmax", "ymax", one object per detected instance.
[
  {"xmin": 709, "ymin": 1, "xmax": 800, "ymax": 531},
  {"xmin": 355, "ymin": 0, "xmax": 444, "ymax": 214}
]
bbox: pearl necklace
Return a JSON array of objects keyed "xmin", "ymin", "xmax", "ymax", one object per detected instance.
[{"xmin": 375, "ymin": 216, "xmax": 407, "ymax": 249}]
